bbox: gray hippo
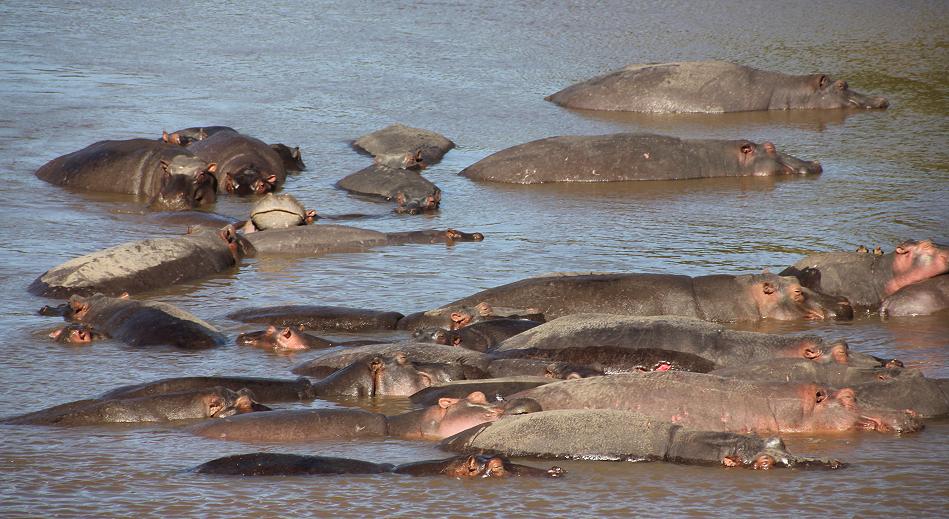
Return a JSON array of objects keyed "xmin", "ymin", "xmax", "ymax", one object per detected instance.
[
  {"xmin": 186, "ymin": 128, "xmax": 286, "ymax": 195},
  {"xmin": 880, "ymin": 275, "xmax": 949, "ymax": 317},
  {"xmin": 353, "ymin": 123, "xmax": 455, "ymax": 168},
  {"xmin": 193, "ymin": 453, "xmax": 563, "ymax": 478},
  {"xmin": 545, "ymin": 61, "xmax": 888, "ymax": 113},
  {"xmin": 780, "ymin": 239, "xmax": 949, "ymax": 309},
  {"xmin": 163, "ymin": 126, "xmax": 305, "ymax": 172},
  {"xmin": 290, "ymin": 342, "xmax": 491, "ymax": 379},
  {"xmin": 397, "ymin": 272, "xmax": 853, "ymax": 331},
  {"xmin": 227, "ymin": 305, "xmax": 405, "ymax": 332},
  {"xmin": 709, "ymin": 358, "xmax": 905, "ymax": 387},
  {"xmin": 242, "ymin": 193, "xmax": 316, "ymax": 232},
  {"xmin": 442, "ymin": 409, "xmax": 842, "ymax": 470},
  {"xmin": 29, "ymin": 225, "xmax": 249, "ymax": 298},
  {"xmin": 99, "ymin": 376, "xmax": 315, "ymax": 403},
  {"xmin": 459, "ymin": 133, "xmax": 821, "ymax": 184},
  {"xmin": 413, "ymin": 318, "xmax": 543, "ymax": 352},
  {"xmin": 35, "ymin": 139, "xmax": 218, "ymax": 210},
  {"xmin": 337, "ymin": 164, "xmax": 441, "ymax": 214},
  {"xmin": 242, "ymin": 224, "xmax": 482, "ymax": 255}
]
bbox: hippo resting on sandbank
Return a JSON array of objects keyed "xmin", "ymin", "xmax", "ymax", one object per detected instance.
[
  {"xmin": 506, "ymin": 372, "xmax": 922, "ymax": 434},
  {"xmin": 193, "ymin": 453, "xmax": 563, "ymax": 478},
  {"xmin": 442, "ymin": 409, "xmax": 842, "ymax": 470},
  {"xmin": 353, "ymin": 123, "xmax": 455, "ymax": 168},
  {"xmin": 162, "ymin": 126, "xmax": 306, "ymax": 172},
  {"xmin": 545, "ymin": 61, "xmax": 888, "ymax": 113},
  {"xmin": 398, "ymin": 272, "xmax": 853, "ymax": 331},
  {"xmin": 881, "ymin": 275, "xmax": 949, "ymax": 317},
  {"xmin": 190, "ymin": 391, "xmax": 507, "ymax": 442},
  {"xmin": 29, "ymin": 225, "xmax": 248, "ymax": 298},
  {"xmin": 459, "ymin": 133, "xmax": 821, "ymax": 184},
  {"xmin": 34, "ymin": 139, "xmax": 218, "ymax": 210},
  {"xmin": 242, "ymin": 224, "xmax": 482, "ymax": 255},
  {"xmin": 1, "ymin": 387, "xmax": 267, "ymax": 426},
  {"xmin": 780, "ymin": 239, "xmax": 949, "ymax": 309}
]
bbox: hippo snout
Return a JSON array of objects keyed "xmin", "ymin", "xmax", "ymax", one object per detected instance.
[
  {"xmin": 870, "ymin": 96, "xmax": 889, "ymax": 109},
  {"xmin": 828, "ymin": 298, "xmax": 853, "ymax": 321}
]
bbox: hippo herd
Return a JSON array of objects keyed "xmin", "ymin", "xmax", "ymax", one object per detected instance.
[{"xmin": 12, "ymin": 60, "xmax": 949, "ymax": 481}]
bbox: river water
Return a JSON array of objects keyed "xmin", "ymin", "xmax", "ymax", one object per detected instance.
[{"xmin": 1, "ymin": 1, "xmax": 947, "ymax": 517}]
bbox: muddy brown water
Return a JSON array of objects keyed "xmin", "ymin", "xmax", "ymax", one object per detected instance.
[{"xmin": 1, "ymin": 1, "xmax": 947, "ymax": 517}]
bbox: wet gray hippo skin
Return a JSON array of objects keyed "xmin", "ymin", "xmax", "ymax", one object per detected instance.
[
  {"xmin": 34, "ymin": 138, "xmax": 218, "ymax": 210},
  {"xmin": 880, "ymin": 275, "xmax": 949, "ymax": 317},
  {"xmin": 304, "ymin": 353, "xmax": 441, "ymax": 398},
  {"xmin": 190, "ymin": 391, "xmax": 503, "ymax": 442},
  {"xmin": 399, "ymin": 273, "xmax": 853, "ymax": 330},
  {"xmin": 848, "ymin": 375, "xmax": 949, "ymax": 419},
  {"xmin": 459, "ymin": 133, "xmax": 821, "ymax": 184},
  {"xmin": 1, "ymin": 387, "xmax": 266, "ymax": 426},
  {"xmin": 290, "ymin": 342, "xmax": 490, "ymax": 379},
  {"xmin": 709, "ymin": 359, "xmax": 906, "ymax": 388},
  {"xmin": 491, "ymin": 346, "xmax": 717, "ymax": 374},
  {"xmin": 409, "ymin": 377, "xmax": 554, "ymax": 406},
  {"xmin": 237, "ymin": 326, "xmax": 334, "ymax": 351},
  {"xmin": 413, "ymin": 318, "xmax": 541, "ymax": 352},
  {"xmin": 337, "ymin": 164, "xmax": 441, "ymax": 214},
  {"xmin": 28, "ymin": 225, "xmax": 248, "ymax": 298},
  {"xmin": 353, "ymin": 123, "xmax": 455, "ymax": 168},
  {"xmin": 62, "ymin": 293, "xmax": 227, "ymax": 349},
  {"xmin": 491, "ymin": 314, "xmax": 885, "ymax": 368},
  {"xmin": 507, "ymin": 372, "xmax": 922, "ymax": 434},
  {"xmin": 99, "ymin": 376, "xmax": 315, "ymax": 403},
  {"xmin": 241, "ymin": 224, "xmax": 482, "ymax": 255},
  {"xmin": 545, "ymin": 61, "xmax": 888, "ymax": 113},
  {"xmin": 227, "ymin": 305, "xmax": 404, "ymax": 332},
  {"xmin": 443, "ymin": 409, "xmax": 842, "ymax": 470},
  {"xmin": 163, "ymin": 126, "xmax": 305, "ymax": 172},
  {"xmin": 186, "ymin": 128, "xmax": 286, "ymax": 195},
  {"xmin": 780, "ymin": 240, "xmax": 949, "ymax": 309}
]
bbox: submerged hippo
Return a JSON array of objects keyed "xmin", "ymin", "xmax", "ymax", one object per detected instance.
[
  {"xmin": 29, "ymin": 225, "xmax": 249, "ymax": 298},
  {"xmin": 48, "ymin": 323, "xmax": 102, "ymax": 345},
  {"xmin": 190, "ymin": 391, "xmax": 503, "ymax": 442},
  {"xmin": 163, "ymin": 126, "xmax": 305, "ymax": 172},
  {"xmin": 413, "ymin": 318, "xmax": 542, "ymax": 352},
  {"xmin": 237, "ymin": 326, "xmax": 332, "ymax": 351},
  {"xmin": 243, "ymin": 193, "xmax": 316, "ymax": 232},
  {"xmin": 460, "ymin": 133, "xmax": 821, "ymax": 184},
  {"xmin": 99, "ymin": 376, "xmax": 315, "ymax": 403},
  {"xmin": 409, "ymin": 377, "xmax": 554, "ymax": 406},
  {"xmin": 337, "ymin": 164, "xmax": 441, "ymax": 214},
  {"xmin": 353, "ymin": 124, "xmax": 456, "ymax": 168},
  {"xmin": 63, "ymin": 293, "xmax": 227, "ymax": 349},
  {"xmin": 880, "ymin": 275, "xmax": 949, "ymax": 317},
  {"xmin": 443, "ymin": 409, "xmax": 842, "ymax": 470},
  {"xmin": 227, "ymin": 305, "xmax": 404, "ymax": 332},
  {"xmin": 780, "ymin": 240, "xmax": 949, "ymax": 309},
  {"xmin": 398, "ymin": 272, "xmax": 853, "ymax": 330},
  {"xmin": 1, "ymin": 387, "xmax": 266, "ymax": 426},
  {"xmin": 290, "ymin": 342, "xmax": 490, "ymax": 379},
  {"xmin": 545, "ymin": 61, "xmax": 888, "ymax": 113},
  {"xmin": 242, "ymin": 224, "xmax": 482, "ymax": 256},
  {"xmin": 186, "ymin": 128, "xmax": 286, "ymax": 195},
  {"xmin": 507, "ymin": 372, "xmax": 921, "ymax": 434},
  {"xmin": 35, "ymin": 139, "xmax": 218, "ymax": 210}
]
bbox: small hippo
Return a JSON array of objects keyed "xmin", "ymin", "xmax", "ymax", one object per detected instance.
[
  {"xmin": 352, "ymin": 124, "xmax": 455, "ymax": 168},
  {"xmin": 186, "ymin": 128, "xmax": 286, "ymax": 195},
  {"xmin": 336, "ymin": 164, "xmax": 441, "ymax": 214},
  {"xmin": 243, "ymin": 193, "xmax": 316, "ymax": 232},
  {"xmin": 269, "ymin": 144, "xmax": 306, "ymax": 172},
  {"xmin": 48, "ymin": 323, "xmax": 102, "ymax": 345},
  {"xmin": 460, "ymin": 133, "xmax": 822, "ymax": 184},
  {"xmin": 163, "ymin": 126, "xmax": 305, "ymax": 172},
  {"xmin": 545, "ymin": 61, "xmax": 888, "ymax": 113},
  {"xmin": 880, "ymin": 275, "xmax": 949, "ymax": 317}
]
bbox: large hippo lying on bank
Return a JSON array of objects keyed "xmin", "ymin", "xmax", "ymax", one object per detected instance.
[
  {"xmin": 881, "ymin": 275, "xmax": 949, "ymax": 317},
  {"xmin": 353, "ymin": 123, "xmax": 455, "ymax": 168},
  {"xmin": 443, "ymin": 409, "xmax": 842, "ymax": 470},
  {"xmin": 28, "ymin": 225, "xmax": 249, "ymax": 298},
  {"xmin": 460, "ymin": 133, "xmax": 821, "ymax": 184},
  {"xmin": 398, "ymin": 272, "xmax": 853, "ymax": 330},
  {"xmin": 35, "ymin": 139, "xmax": 218, "ymax": 210},
  {"xmin": 545, "ymin": 61, "xmax": 889, "ymax": 113},
  {"xmin": 185, "ymin": 128, "xmax": 287, "ymax": 195},
  {"xmin": 337, "ymin": 164, "xmax": 441, "ymax": 214},
  {"xmin": 780, "ymin": 240, "xmax": 949, "ymax": 309}
]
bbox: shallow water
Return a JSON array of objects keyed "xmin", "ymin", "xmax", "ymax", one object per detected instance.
[{"xmin": 1, "ymin": 1, "xmax": 947, "ymax": 517}]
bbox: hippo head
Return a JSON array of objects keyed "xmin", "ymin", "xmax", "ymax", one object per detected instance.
[
  {"xmin": 736, "ymin": 140, "xmax": 822, "ymax": 177},
  {"xmin": 439, "ymin": 455, "xmax": 565, "ymax": 479},
  {"xmin": 748, "ymin": 274, "xmax": 853, "ymax": 320},
  {"xmin": 371, "ymin": 353, "xmax": 436, "ymax": 397},
  {"xmin": 885, "ymin": 239, "xmax": 949, "ymax": 295},
  {"xmin": 223, "ymin": 167, "xmax": 278, "ymax": 196},
  {"xmin": 800, "ymin": 385, "xmax": 922, "ymax": 434},
  {"xmin": 216, "ymin": 224, "xmax": 253, "ymax": 263},
  {"xmin": 162, "ymin": 128, "xmax": 209, "ymax": 146},
  {"xmin": 796, "ymin": 338, "xmax": 851, "ymax": 364},
  {"xmin": 418, "ymin": 391, "xmax": 505, "ymax": 439},
  {"xmin": 413, "ymin": 328, "xmax": 457, "ymax": 346},
  {"xmin": 205, "ymin": 387, "xmax": 271, "ymax": 419},
  {"xmin": 270, "ymin": 143, "xmax": 306, "ymax": 171},
  {"xmin": 149, "ymin": 158, "xmax": 218, "ymax": 211},
  {"xmin": 394, "ymin": 188, "xmax": 441, "ymax": 215},
  {"xmin": 48, "ymin": 323, "xmax": 101, "ymax": 344},
  {"xmin": 236, "ymin": 326, "xmax": 310, "ymax": 351},
  {"xmin": 722, "ymin": 437, "xmax": 845, "ymax": 470},
  {"xmin": 801, "ymin": 74, "xmax": 889, "ymax": 110}
]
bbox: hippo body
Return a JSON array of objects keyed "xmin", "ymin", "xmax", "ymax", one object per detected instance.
[
  {"xmin": 305, "ymin": 353, "xmax": 442, "ymax": 398},
  {"xmin": 414, "ymin": 318, "xmax": 541, "ymax": 352},
  {"xmin": 507, "ymin": 372, "xmax": 921, "ymax": 434},
  {"xmin": 353, "ymin": 124, "xmax": 455, "ymax": 168},
  {"xmin": 849, "ymin": 375, "xmax": 949, "ymax": 419},
  {"xmin": 187, "ymin": 128, "xmax": 286, "ymax": 195},
  {"xmin": 409, "ymin": 377, "xmax": 553, "ymax": 406},
  {"xmin": 337, "ymin": 164, "xmax": 441, "ymax": 214},
  {"xmin": 28, "ymin": 226, "xmax": 246, "ymax": 298},
  {"xmin": 64, "ymin": 293, "xmax": 227, "ymax": 349},
  {"xmin": 243, "ymin": 224, "xmax": 391, "ymax": 255},
  {"xmin": 99, "ymin": 376, "xmax": 314, "ymax": 403},
  {"xmin": 164, "ymin": 126, "xmax": 305, "ymax": 172},
  {"xmin": 780, "ymin": 240, "xmax": 949, "ymax": 309},
  {"xmin": 880, "ymin": 275, "xmax": 949, "ymax": 317},
  {"xmin": 34, "ymin": 139, "xmax": 218, "ymax": 210},
  {"xmin": 246, "ymin": 193, "xmax": 314, "ymax": 232},
  {"xmin": 227, "ymin": 305, "xmax": 404, "ymax": 332},
  {"xmin": 491, "ymin": 345, "xmax": 717, "ymax": 374},
  {"xmin": 459, "ymin": 133, "xmax": 821, "ymax": 184},
  {"xmin": 290, "ymin": 342, "xmax": 490, "ymax": 379},
  {"xmin": 709, "ymin": 359, "xmax": 902, "ymax": 387},
  {"xmin": 545, "ymin": 61, "xmax": 888, "ymax": 113}
]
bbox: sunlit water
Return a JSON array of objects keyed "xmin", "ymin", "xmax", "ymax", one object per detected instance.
[{"xmin": 1, "ymin": 1, "xmax": 947, "ymax": 517}]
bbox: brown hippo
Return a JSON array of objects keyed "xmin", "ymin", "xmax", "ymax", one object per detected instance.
[
  {"xmin": 545, "ymin": 61, "xmax": 888, "ymax": 113},
  {"xmin": 398, "ymin": 272, "xmax": 853, "ymax": 330},
  {"xmin": 443, "ymin": 409, "xmax": 842, "ymax": 470},
  {"xmin": 99, "ymin": 376, "xmax": 315, "ymax": 403},
  {"xmin": 459, "ymin": 133, "xmax": 821, "ymax": 184},
  {"xmin": 242, "ymin": 193, "xmax": 316, "ymax": 232},
  {"xmin": 48, "ymin": 323, "xmax": 102, "ymax": 345},
  {"xmin": 353, "ymin": 123, "xmax": 455, "ymax": 168},
  {"xmin": 235, "ymin": 326, "xmax": 384, "ymax": 352},
  {"xmin": 227, "ymin": 305, "xmax": 404, "ymax": 332},
  {"xmin": 880, "ymin": 275, "xmax": 949, "ymax": 317},
  {"xmin": 28, "ymin": 225, "xmax": 249, "ymax": 298},
  {"xmin": 290, "ymin": 342, "xmax": 491, "ymax": 379},
  {"xmin": 1, "ymin": 387, "xmax": 267, "ymax": 426},
  {"xmin": 780, "ymin": 240, "xmax": 949, "ymax": 309},
  {"xmin": 506, "ymin": 372, "xmax": 922, "ymax": 434},
  {"xmin": 336, "ymin": 164, "xmax": 441, "ymax": 214},
  {"xmin": 409, "ymin": 377, "xmax": 554, "ymax": 406},
  {"xmin": 241, "ymin": 225, "xmax": 483, "ymax": 256},
  {"xmin": 186, "ymin": 128, "xmax": 286, "ymax": 195},
  {"xmin": 413, "ymin": 318, "xmax": 542, "ymax": 352},
  {"xmin": 189, "ymin": 391, "xmax": 503, "ymax": 442},
  {"xmin": 163, "ymin": 126, "xmax": 305, "ymax": 172},
  {"xmin": 34, "ymin": 139, "xmax": 218, "ymax": 210}
]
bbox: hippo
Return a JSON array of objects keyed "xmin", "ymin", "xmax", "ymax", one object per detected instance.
[
  {"xmin": 409, "ymin": 377, "xmax": 554, "ymax": 406},
  {"xmin": 545, "ymin": 61, "xmax": 889, "ymax": 113},
  {"xmin": 459, "ymin": 133, "xmax": 821, "ymax": 184},
  {"xmin": 99, "ymin": 376, "xmax": 315, "ymax": 403},
  {"xmin": 880, "ymin": 275, "xmax": 949, "ymax": 317},
  {"xmin": 485, "ymin": 358, "xmax": 603, "ymax": 380},
  {"xmin": 290, "ymin": 342, "xmax": 490, "ymax": 379},
  {"xmin": 397, "ymin": 272, "xmax": 853, "ymax": 330},
  {"xmin": 34, "ymin": 139, "xmax": 218, "ymax": 210},
  {"xmin": 385, "ymin": 229, "xmax": 485, "ymax": 246},
  {"xmin": 402, "ymin": 302, "xmax": 546, "ymax": 333},
  {"xmin": 186, "ymin": 128, "xmax": 286, "ymax": 195},
  {"xmin": 241, "ymin": 225, "xmax": 484, "ymax": 256},
  {"xmin": 1, "ymin": 387, "xmax": 267, "ymax": 426},
  {"xmin": 237, "ymin": 326, "xmax": 333, "ymax": 351},
  {"xmin": 709, "ymin": 359, "xmax": 905, "ymax": 388},
  {"xmin": 193, "ymin": 453, "xmax": 563, "ymax": 479},
  {"xmin": 163, "ymin": 126, "xmax": 305, "ymax": 172},
  {"xmin": 302, "ymin": 353, "xmax": 444, "ymax": 398},
  {"xmin": 413, "ymin": 318, "xmax": 542, "ymax": 352},
  {"xmin": 48, "ymin": 323, "xmax": 102, "ymax": 345},
  {"xmin": 243, "ymin": 193, "xmax": 316, "ymax": 232},
  {"xmin": 62, "ymin": 293, "xmax": 227, "ymax": 349},
  {"xmin": 336, "ymin": 164, "xmax": 441, "ymax": 214},
  {"xmin": 269, "ymin": 144, "xmax": 306, "ymax": 172},
  {"xmin": 849, "ymin": 375, "xmax": 949, "ymax": 419},
  {"xmin": 506, "ymin": 372, "xmax": 922, "ymax": 434},
  {"xmin": 227, "ymin": 305, "xmax": 404, "ymax": 332},
  {"xmin": 442, "ymin": 409, "xmax": 842, "ymax": 469},
  {"xmin": 491, "ymin": 346, "xmax": 718, "ymax": 374},
  {"xmin": 190, "ymin": 391, "xmax": 503, "ymax": 442},
  {"xmin": 28, "ymin": 225, "xmax": 249, "ymax": 298},
  {"xmin": 780, "ymin": 240, "xmax": 949, "ymax": 309},
  {"xmin": 352, "ymin": 124, "xmax": 456, "ymax": 168}
]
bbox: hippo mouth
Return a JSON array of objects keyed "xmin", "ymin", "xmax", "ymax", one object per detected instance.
[
  {"xmin": 854, "ymin": 412, "xmax": 923, "ymax": 434},
  {"xmin": 848, "ymin": 96, "xmax": 889, "ymax": 110}
]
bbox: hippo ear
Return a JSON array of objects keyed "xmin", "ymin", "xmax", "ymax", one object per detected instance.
[
  {"xmin": 417, "ymin": 371, "xmax": 433, "ymax": 388},
  {"xmin": 438, "ymin": 397, "xmax": 461, "ymax": 409},
  {"xmin": 265, "ymin": 325, "xmax": 277, "ymax": 335},
  {"xmin": 762, "ymin": 282, "xmax": 776, "ymax": 295},
  {"xmin": 206, "ymin": 162, "xmax": 218, "ymax": 174},
  {"xmin": 834, "ymin": 80, "xmax": 848, "ymax": 91},
  {"xmin": 814, "ymin": 74, "xmax": 829, "ymax": 90},
  {"xmin": 451, "ymin": 335, "xmax": 463, "ymax": 347},
  {"xmin": 162, "ymin": 130, "xmax": 172, "ymax": 143},
  {"xmin": 292, "ymin": 147, "xmax": 301, "ymax": 160},
  {"xmin": 159, "ymin": 160, "xmax": 172, "ymax": 177},
  {"xmin": 48, "ymin": 328, "xmax": 64, "ymax": 340},
  {"xmin": 465, "ymin": 391, "xmax": 488, "ymax": 404}
]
